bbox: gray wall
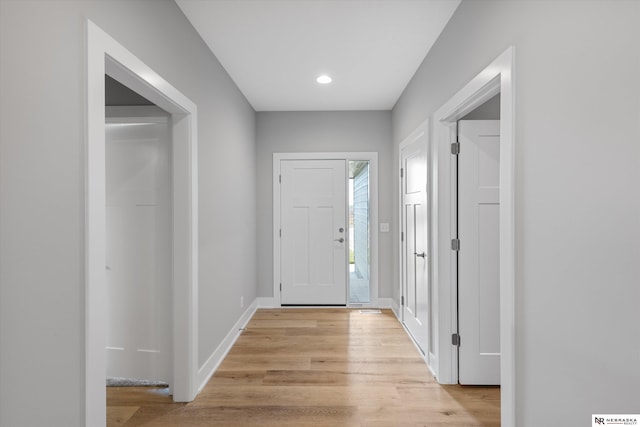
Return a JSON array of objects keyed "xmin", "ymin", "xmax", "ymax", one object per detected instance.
[
  {"xmin": 256, "ymin": 111, "xmax": 393, "ymax": 300},
  {"xmin": 0, "ymin": 1, "xmax": 256, "ymax": 425},
  {"xmin": 461, "ymin": 94, "xmax": 500, "ymax": 120},
  {"xmin": 392, "ymin": 1, "xmax": 640, "ymax": 425}
]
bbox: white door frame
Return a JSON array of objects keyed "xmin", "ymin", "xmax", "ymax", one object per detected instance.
[
  {"xmin": 430, "ymin": 47, "xmax": 515, "ymax": 426},
  {"xmin": 273, "ymin": 152, "xmax": 378, "ymax": 307},
  {"xmin": 86, "ymin": 20, "xmax": 199, "ymax": 426}
]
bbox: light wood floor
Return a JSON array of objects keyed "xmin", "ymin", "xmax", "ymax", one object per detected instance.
[{"xmin": 107, "ymin": 308, "xmax": 500, "ymax": 426}]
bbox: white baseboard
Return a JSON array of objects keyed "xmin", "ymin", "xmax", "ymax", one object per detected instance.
[
  {"xmin": 376, "ymin": 297, "xmax": 393, "ymax": 309},
  {"xmin": 390, "ymin": 298, "xmax": 401, "ymax": 319},
  {"xmin": 196, "ymin": 299, "xmax": 258, "ymax": 391},
  {"xmin": 257, "ymin": 297, "xmax": 277, "ymax": 308},
  {"xmin": 393, "ymin": 301, "xmax": 437, "ymax": 380}
]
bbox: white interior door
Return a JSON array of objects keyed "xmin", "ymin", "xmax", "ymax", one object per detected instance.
[
  {"xmin": 280, "ymin": 159, "xmax": 347, "ymax": 305},
  {"xmin": 401, "ymin": 133, "xmax": 429, "ymax": 353},
  {"xmin": 457, "ymin": 120, "xmax": 500, "ymax": 385},
  {"xmin": 105, "ymin": 119, "xmax": 172, "ymax": 383}
]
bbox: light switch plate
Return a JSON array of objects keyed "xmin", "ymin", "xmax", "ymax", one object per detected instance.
[{"xmin": 379, "ymin": 223, "xmax": 390, "ymax": 232}]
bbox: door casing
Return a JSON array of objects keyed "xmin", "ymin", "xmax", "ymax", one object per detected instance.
[
  {"xmin": 87, "ymin": 20, "xmax": 199, "ymax": 426},
  {"xmin": 273, "ymin": 152, "xmax": 378, "ymax": 307},
  {"xmin": 430, "ymin": 47, "xmax": 515, "ymax": 426}
]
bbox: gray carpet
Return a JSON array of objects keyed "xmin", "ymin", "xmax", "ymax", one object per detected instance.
[{"xmin": 106, "ymin": 377, "xmax": 168, "ymax": 387}]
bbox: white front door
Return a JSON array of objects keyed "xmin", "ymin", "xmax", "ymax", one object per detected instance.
[
  {"xmin": 401, "ymin": 132, "xmax": 429, "ymax": 353},
  {"xmin": 105, "ymin": 120, "xmax": 172, "ymax": 384},
  {"xmin": 280, "ymin": 160, "xmax": 347, "ymax": 305},
  {"xmin": 457, "ymin": 120, "xmax": 501, "ymax": 385}
]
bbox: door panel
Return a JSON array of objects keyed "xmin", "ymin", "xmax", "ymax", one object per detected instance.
[
  {"xmin": 281, "ymin": 160, "xmax": 347, "ymax": 305},
  {"xmin": 458, "ymin": 120, "xmax": 500, "ymax": 385},
  {"xmin": 405, "ymin": 205, "xmax": 416, "ymax": 317},
  {"xmin": 414, "ymin": 203, "xmax": 428, "ymax": 322},
  {"xmin": 401, "ymin": 133, "xmax": 429, "ymax": 353},
  {"xmin": 478, "ymin": 204, "xmax": 500, "ymax": 354},
  {"xmin": 106, "ymin": 122, "xmax": 171, "ymax": 383}
]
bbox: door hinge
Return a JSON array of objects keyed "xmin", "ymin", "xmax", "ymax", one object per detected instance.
[
  {"xmin": 452, "ymin": 333, "xmax": 460, "ymax": 346},
  {"xmin": 279, "ymin": 228, "xmax": 282, "ymax": 238},
  {"xmin": 400, "ymin": 168, "xmax": 404, "ymax": 178},
  {"xmin": 279, "ymin": 283, "xmax": 282, "ymax": 292},
  {"xmin": 401, "ymin": 295, "xmax": 404, "ymax": 306},
  {"xmin": 401, "ymin": 231, "xmax": 404, "ymax": 242},
  {"xmin": 451, "ymin": 238, "xmax": 460, "ymax": 251},
  {"xmin": 279, "ymin": 174, "xmax": 281, "ymax": 184},
  {"xmin": 451, "ymin": 142, "xmax": 460, "ymax": 155}
]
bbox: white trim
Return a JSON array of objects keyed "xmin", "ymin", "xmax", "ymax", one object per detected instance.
[
  {"xmin": 257, "ymin": 297, "xmax": 278, "ymax": 308},
  {"xmin": 272, "ymin": 152, "xmax": 379, "ymax": 307},
  {"xmin": 376, "ymin": 297, "xmax": 393, "ymax": 309},
  {"xmin": 390, "ymin": 298, "xmax": 401, "ymax": 319},
  {"xmin": 105, "ymin": 105, "xmax": 169, "ymax": 122},
  {"xmin": 86, "ymin": 20, "xmax": 199, "ymax": 425},
  {"xmin": 392, "ymin": 301, "xmax": 438, "ymax": 381},
  {"xmin": 196, "ymin": 299, "xmax": 258, "ymax": 391},
  {"xmin": 431, "ymin": 47, "xmax": 515, "ymax": 426},
  {"xmin": 400, "ymin": 322, "xmax": 438, "ymax": 379}
]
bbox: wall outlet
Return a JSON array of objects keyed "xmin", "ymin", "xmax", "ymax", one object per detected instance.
[{"xmin": 240, "ymin": 296, "xmax": 244, "ymax": 308}]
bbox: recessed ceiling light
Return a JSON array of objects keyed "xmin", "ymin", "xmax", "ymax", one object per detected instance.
[{"xmin": 316, "ymin": 75, "xmax": 332, "ymax": 84}]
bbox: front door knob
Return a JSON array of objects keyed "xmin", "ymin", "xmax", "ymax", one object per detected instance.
[{"xmin": 334, "ymin": 238, "xmax": 345, "ymax": 243}]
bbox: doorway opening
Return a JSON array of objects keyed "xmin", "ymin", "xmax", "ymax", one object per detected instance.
[
  {"xmin": 455, "ymin": 95, "xmax": 501, "ymax": 386},
  {"xmin": 273, "ymin": 152, "xmax": 379, "ymax": 308},
  {"xmin": 104, "ymin": 77, "xmax": 173, "ymax": 391},
  {"xmin": 348, "ymin": 160, "xmax": 370, "ymax": 304}
]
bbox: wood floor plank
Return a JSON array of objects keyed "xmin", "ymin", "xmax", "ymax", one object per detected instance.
[
  {"xmin": 191, "ymin": 384, "xmax": 401, "ymax": 407},
  {"xmin": 217, "ymin": 355, "xmax": 311, "ymax": 371},
  {"xmin": 250, "ymin": 309, "xmax": 352, "ymax": 320},
  {"xmin": 309, "ymin": 356, "xmax": 434, "ymax": 374},
  {"xmin": 262, "ymin": 369, "xmax": 433, "ymax": 386},
  {"xmin": 107, "ymin": 308, "xmax": 500, "ymax": 426},
  {"xmin": 106, "ymin": 406, "xmax": 139, "ymax": 427},
  {"xmin": 246, "ymin": 319, "xmax": 318, "ymax": 328},
  {"xmin": 137, "ymin": 405, "xmax": 361, "ymax": 427},
  {"xmin": 106, "ymin": 386, "xmax": 173, "ymax": 406},
  {"xmin": 204, "ymin": 370, "xmax": 267, "ymax": 385}
]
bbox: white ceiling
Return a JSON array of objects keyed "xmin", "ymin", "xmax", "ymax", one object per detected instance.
[{"xmin": 175, "ymin": 0, "xmax": 460, "ymax": 111}]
